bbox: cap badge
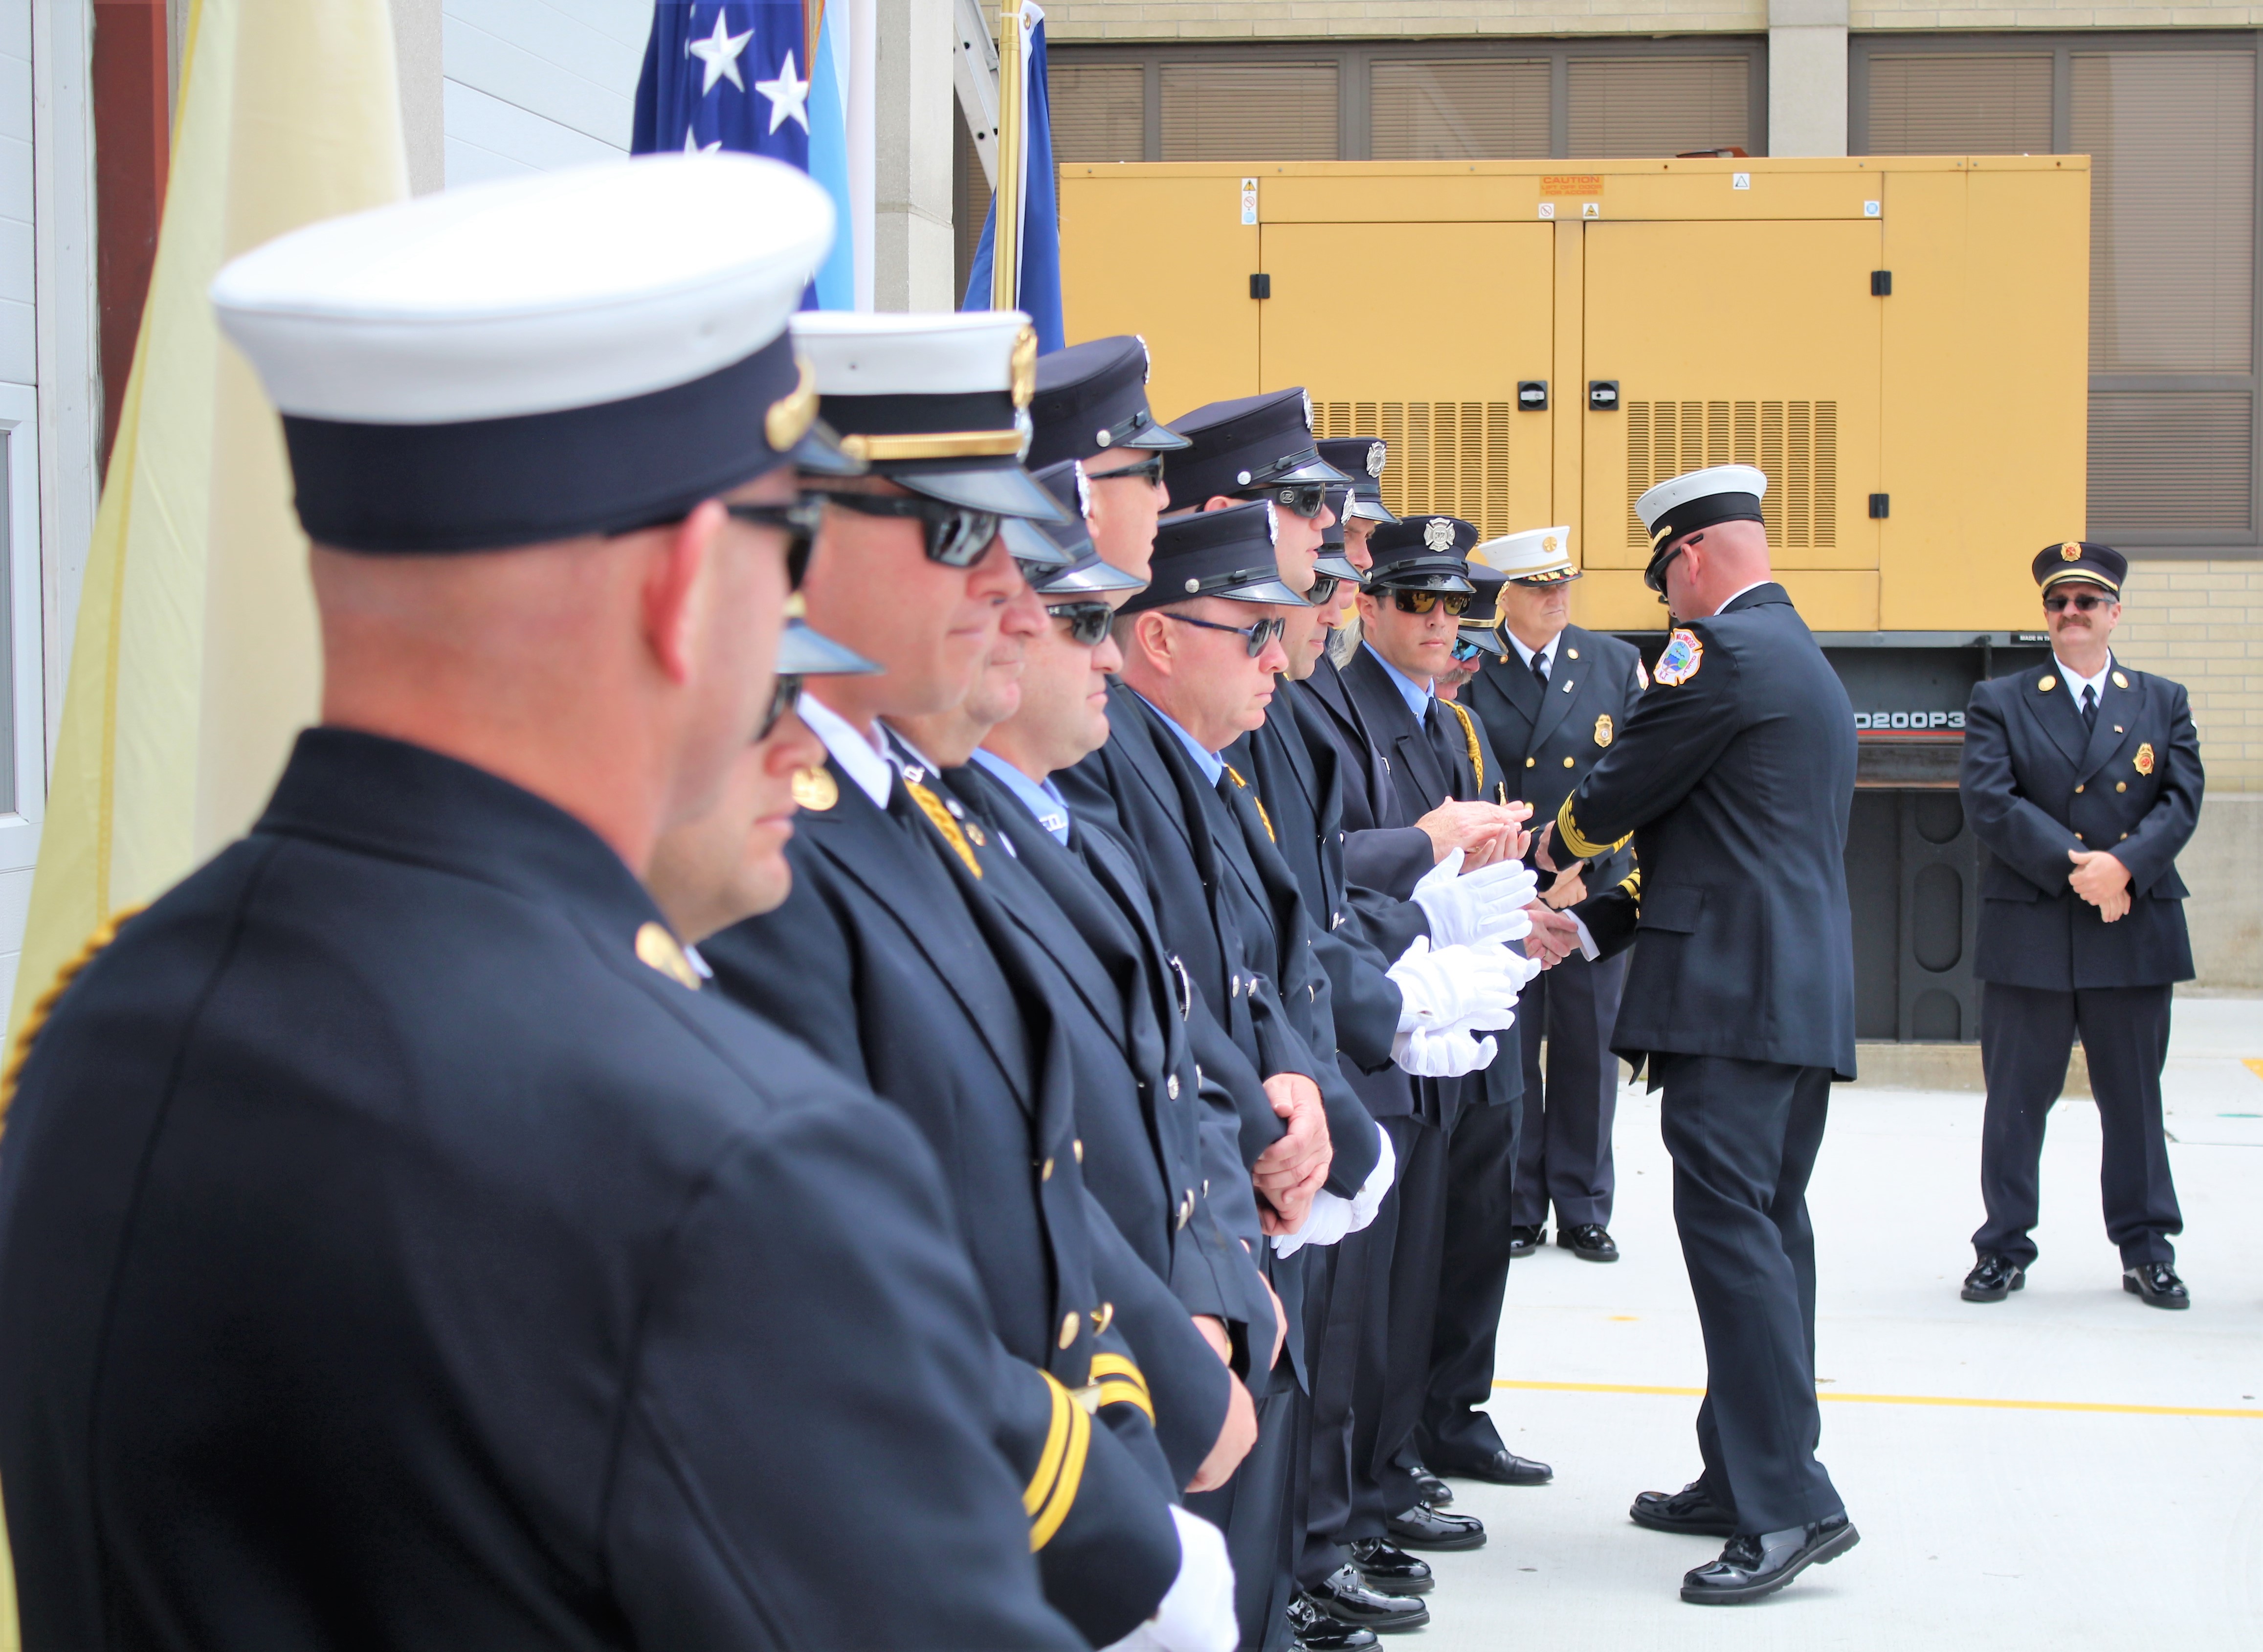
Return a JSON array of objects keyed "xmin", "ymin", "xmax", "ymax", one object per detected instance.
[
  {"xmin": 1367, "ymin": 441, "xmax": 1386, "ymax": 477},
  {"xmin": 764, "ymin": 355, "xmax": 819, "ymax": 452},
  {"xmin": 1010, "ymin": 323, "xmax": 1039, "ymax": 409},
  {"xmin": 1073, "ymin": 459, "xmax": 1094, "ymax": 521},
  {"xmin": 634, "ymin": 921, "xmax": 701, "ymax": 991},
  {"xmin": 1654, "ymin": 628, "xmax": 1704, "ymax": 687},
  {"xmin": 1422, "ymin": 517, "xmax": 1456, "ymax": 552},
  {"xmin": 1301, "ymin": 390, "xmax": 1314, "ymax": 432},
  {"xmin": 1594, "ymin": 713, "xmax": 1614, "ymax": 747},
  {"xmin": 1543, "ymin": 535, "xmax": 1558, "ymax": 553},
  {"xmin": 1135, "ymin": 334, "xmax": 1152, "ymax": 383},
  {"xmin": 1264, "ymin": 499, "xmax": 1280, "ymax": 545},
  {"xmin": 2061, "ymin": 542, "xmax": 2082, "ymax": 561},
  {"xmin": 791, "ymin": 764, "xmax": 839, "ymax": 812},
  {"xmin": 2134, "ymin": 743, "xmax": 2155, "ymax": 776}
]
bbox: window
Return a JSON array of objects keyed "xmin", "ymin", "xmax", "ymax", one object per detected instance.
[
  {"xmin": 1046, "ymin": 40, "xmax": 1769, "ymax": 166},
  {"xmin": 1853, "ymin": 34, "xmax": 2263, "ymax": 551}
]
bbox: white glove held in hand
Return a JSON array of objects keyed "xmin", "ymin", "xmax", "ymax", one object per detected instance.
[
  {"xmin": 1389, "ymin": 936, "xmax": 1530, "ymax": 1033},
  {"xmin": 1412, "ymin": 849, "xmax": 1541, "ymax": 948},
  {"xmin": 1394, "ymin": 1024, "xmax": 1502, "ymax": 1078},
  {"xmin": 1100, "ymin": 1507, "xmax": 1239, "ymax": 1652}
]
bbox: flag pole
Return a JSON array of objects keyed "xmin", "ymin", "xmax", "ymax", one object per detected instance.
[{"xmin": 989, "ymin": 0, "xmax": 1022, "ymax": 313}]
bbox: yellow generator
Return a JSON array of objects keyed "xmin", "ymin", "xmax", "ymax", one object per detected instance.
[{"xmin": 1059, "ymin": 155, "xmax": 2092, "ymax": 1043}]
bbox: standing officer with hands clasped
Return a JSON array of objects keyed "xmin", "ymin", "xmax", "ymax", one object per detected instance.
[
  {"xmin": 1542, "ymin": 463, "xmax": 1860, "ymax": 1607},
  {"xmin": 1958, "ymin": 543, "xmax": 2202, "ymax": 1310}
]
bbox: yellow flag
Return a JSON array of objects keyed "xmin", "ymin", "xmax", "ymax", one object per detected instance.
[{"xmin": 0, "ymin": 0, "xmax": 404, "ymax": 1640}]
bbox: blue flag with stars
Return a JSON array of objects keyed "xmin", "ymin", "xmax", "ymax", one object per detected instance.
[{"xmin": 632, "ymin": 3, "xmax": 811, "ymax": 177}]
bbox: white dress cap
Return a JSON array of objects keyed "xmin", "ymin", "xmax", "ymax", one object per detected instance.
[
  {"xmin": 212, "ymin": 153, "xmax": 833, "ymax": 426},
  {"xmin": 792, "ymin": 310, "xmax": 1037, "ymax": 400},
  {"xmin": 1635, "ymin": 464, "xmax": 1768, "ymax": 538},
  {"xmin": 1472, "ymin": 525, "xmax": 1577, "ymax": 583}
]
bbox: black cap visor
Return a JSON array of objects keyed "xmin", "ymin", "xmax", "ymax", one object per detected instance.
[
  {"xmin": 789, "ymin": 416, "xmax": 866, "ymax": 478},
  {"xmin": 1313, "ymin": 552, "xmax": 1362, "ymax": 581},
  {"xmin": 778, "ymin": 617, "xmax": 882, "ymax": 676},
  {"xmin": 889, "ymin": 459, "xmax": 1069, "ymax": 523},
  {"xmin": 999, "ymin": 513, "xmax": 1080, "ymax": 572},
  {"xmin": 1038, "ymin": 552, "xmax": 1146, "ymax": 596}
]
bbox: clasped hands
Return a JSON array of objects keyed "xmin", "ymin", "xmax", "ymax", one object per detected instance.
[{"xmin": 2069, "ymin": 847, "xmax": 2132, "ymax": 922}]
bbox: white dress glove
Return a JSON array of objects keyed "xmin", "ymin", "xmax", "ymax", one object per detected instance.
[
  {"xmin": 1393, "ymin": 1024, "xmax": 1502, "ymax": 1078},
  {"xmin": 1273, "ymin": 1124, "xmax": 1395, "ymax": 1259},
  {"xmin": 1100, "ymin": 1506, "xmax": 1239, "ymax": 1652},
  {"xmin": 1411, "ymin": 849, "xmax": 1540, "ymax": 948},
  {"xmin": 1389, "ymin": 936, "xmax": 1531, "ymax": 1033}
]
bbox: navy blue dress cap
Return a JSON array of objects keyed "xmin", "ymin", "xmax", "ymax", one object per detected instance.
[
  {"xmin": 1315, "ymin": 436, "xmax": 1400, "ymax": 524},
  {"xmin": 1313, "ymin": 482, "xmax": 1361, "ymax": 582},
  {"xmin": 1121, "ymin": 501, "xmax": 1306, "ymax": 613},
  {"xmin": 1027, "ymin": 459, "xmax": 1143, "ymax": 594},
  {"xmin": 2031, "ymin": 540, "xmax": 2126, "ymax": 596},
  {"xmin": 1365, "ymin": 514, "xmax": 1477, "ymax": 593},
  {"xmin": 1162, "ymin": 388, "xmax": 1352, "ymax": 509},
  {"xmin": 794, "ymin": 311, "xmax": 1066, "ymax": 524},
  {"xmin": 1027, "ymin": 335, "xmax": 1188, "ymax": 470},
  {"xmin": 211, "ymin": 154, "xmax": 841, "ymax": 553}
]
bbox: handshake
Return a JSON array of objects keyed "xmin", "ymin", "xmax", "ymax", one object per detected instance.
[{"xmin": 1387, "ymin": 853, "xmax": 1550, "ymax": 1078}]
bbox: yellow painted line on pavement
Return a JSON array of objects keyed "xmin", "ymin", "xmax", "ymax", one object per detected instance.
[{"xmin": 1492, "ymin": 1378, "xmax": 2263, "ymax": 1421}]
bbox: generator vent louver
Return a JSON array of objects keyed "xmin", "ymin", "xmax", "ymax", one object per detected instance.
[
  {"xmin": 1313, "ymin": 402, "xmax": 1516, "ymax": 538},
  {"xmin": 1624, "ymin": 400, "xmax": 1837, "ymax": 550}
]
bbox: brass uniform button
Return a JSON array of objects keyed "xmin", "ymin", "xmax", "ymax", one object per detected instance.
[
  {"xmin": 2074, "ymin": 784, "xmax": 2084, "ymax": 794},
  {"xmin": 1525, "ymin": 757, "xmax": 1536, "ymax": 768},
  {"xmin": 1059, "ymin": 1313, "xmax": 1079, "ymax": 1350},
  {"xmin": 1090, "ymin": 1302, "xmax": 1114, "ymax": 1336},
  {"xmin": 2117, "ymin": 781, "xmax": 2127, "ymax": 792},
  {"xmin": 1563, "ymin": 756, "xmax": 1575, "ymax": 768}
]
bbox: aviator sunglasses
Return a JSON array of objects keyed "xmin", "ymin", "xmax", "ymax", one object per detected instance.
[
  {"xmin": 1306, "ymin": 573, "xmax": 1342, "ymax": 606},
  {"xmin": 1048, "ymin": 601, "xmax": 1115, "ymax": 647},
  {"xmin": 811, "ymin": 490, "xmax": 1003, "ymax": 567},
  {"xmin": 2043, "ymin": 591, "xmax": 2113, "ymax": 614},
  {"xmin": 1166, "ymin": 611, "xmax": 1288, "ymax": 657},
  {"xmin": 1390, "ymin": 589, "xmax": 1473, "ymax": 617},
  {"xmin": 725, "ymin": 495, "xmax": 825, "ymax": 589}
]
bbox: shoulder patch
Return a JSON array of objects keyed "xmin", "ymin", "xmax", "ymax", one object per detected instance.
[{"xmin": 1653, "ymin": 628, "xmax": 1703, "ymax": 687}]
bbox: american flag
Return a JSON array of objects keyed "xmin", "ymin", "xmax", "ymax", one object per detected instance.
[{"xmin": 631, "ymin": 2, "xmax": 811, "ymax": 173}]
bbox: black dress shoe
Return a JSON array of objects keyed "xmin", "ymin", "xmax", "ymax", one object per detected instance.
[
  {"xmin": 1508, "ymin": 1224, "xmax": 1543, "ymax": 1258},
  {"xmin": 1630, "ymin": 1479, "xmax": 1737, "ymax": 1538},
  {"xmin": 2125, "ymin": 1261, "xmax": 2191, "ymax": 1310},
  {"xmin": 1438, "ymin": 1447, "xmax": 1552, "ymax": 1486},
  {"xmin": 1287, "ymin": 1594, "xmax": 1380, "ymax": 1650},
  {"xmin": 1305, "ymin": 1567, "xmax": 1430, "ymax": 1633},
  {"xmin": 1411, "ymin": 1467, "xmax": 1453, "ymax": 1506},
  {"xmin": 1680, "ymin": 1515, "xmax": 1859, "ymax": 1605},
  {"xmin": 1961, "ymin": 1253, "xmax": 2025, "ymax": 1302},
  {"xmin": 1557, "ymin": 1222, "xmax": 1620, "ymax": 1262},
  {"xmin": 1386, "ymin": 1502, "xmax": 1486, "ymax": 1551},
  {"xmin": 1347, "ymin": 1538, "xmax": 1434, "ymax": 1596}
]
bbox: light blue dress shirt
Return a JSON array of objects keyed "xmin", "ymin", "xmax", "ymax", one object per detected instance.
[
  {"xmin": 969, "ymin": 748, "xmax": 1074, "ymax": 845},
  {"xmin": 1132, "ymin": 691, "xmax": 1226, "ymax": 785},
  {"xmin": 1362, "ymin": 640, "xmax": 1434, "ymax": 721}
]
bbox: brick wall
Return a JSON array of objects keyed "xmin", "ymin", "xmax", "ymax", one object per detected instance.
[{"xmin": 2114, "ymin": 559, "xmax": 2263, "ymax": 790}]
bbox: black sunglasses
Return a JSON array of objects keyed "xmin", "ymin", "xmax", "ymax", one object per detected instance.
[
  {"xmin": 1391, "ymin": 589, "xmax": 1472, "ymax": 617},
  {"xmin": 1449, "ymin": 636, "xmax": 1486, "ymax": 662},
  {"xmin": 1048, "ymin": 601, "xmax": 1115, "ymax": 647},
  {"xmin": 1166, "ymin": 611, "xmax": 1287, "ymax": 657},
  {"xmin": 2043, "ymin": 591, "xmax": 2114, "ymax": 613},
  {"xmin": 1094, "ymin": 453, "xmax": 1166, "ymax": 487},
  {"xmin": 1247, "ymin": 482, "xmax": 1329, "ymax": 518},
  {"xmin": 724, "ymin": 496, "xmax": 825, "ymax": 589},
  {"xmin": 1306, "ymin": 573, "xmax": 1342, "ymax": 606},
  {"xmin": 1645, "ymin": 531, "xmax": 1702, "ymax": 597},
  {"xmin": 758, "ymin": 673, "xmax": 804, "ymax": 741},
  {"xmin": 813, "ymin": 490, "xmax": 1002, "ymax": 567}
]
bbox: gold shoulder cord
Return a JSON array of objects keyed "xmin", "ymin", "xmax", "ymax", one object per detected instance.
[
  {"xmin": 1445, "ymin": 699, "xmax": 1483, "ymax": 789},
  {"xmin": 0, "ymin": 906, "xmax": 145, "ymax": 1134},
  {"xmin": 1220, "ymin": 763, "xmax": 1276, "ymax": 844},
  {"xmin": 903, "ymin": 778, "xmax": 983, "ymax": 879}
]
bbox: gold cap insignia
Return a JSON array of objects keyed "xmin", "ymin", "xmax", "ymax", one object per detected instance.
[
  {"xmin": 791, "ymin": 764, "xmax": 839, "ymax": 811},
  {"xmin": 1542, "ymin": 535, "xmax": 1558, "ymax": 553},
  {"xmin": 635, "ymin": 921, "xmax": 701, "ymax": 991},
  {"xmin": 2060, "ymin": 542, "xmax": 2082, "ymax": 561},
  {"xmin": 765, "ymin": 355, "xmax": 819, "ymax": 452},
  {"xmin": 2134, "ymin": 742, "xmax": 2155, "ymax": 775},
  {"xmin": 2111, "ymin": 670, "xmax": 2129, "ymax": 689},
  {"xmin": 1594, "ymin": 713, "xmax": 1613, "ymax": 747},
  {"xmin": 2037, "ymin": 675, "xmax": 2057, "ymax": 692},
  {"xmin": 1010, "ymin": 323, "xmax": 1039, "ymax": 409}
]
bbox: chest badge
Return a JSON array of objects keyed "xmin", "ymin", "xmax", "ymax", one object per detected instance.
[
  {"xmin": 635, "ymin": 922, "xmax": 702, "ymax": 991},
  {"xmin": 2134, "ymin": 743, "xmax": 2155, "ymax": 776},
  {"xmin": 1594, "ymin": 713, "xmax": 1614, "ymax": 747},
  {"xmin": 791, "ymin": 764, "xmax": 839, "ymax": 811},
  {"xmin": 1653, "ymin": 628, "xmax": 1703, "ymax": 687}
]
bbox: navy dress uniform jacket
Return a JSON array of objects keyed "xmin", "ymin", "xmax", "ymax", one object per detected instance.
[
  {"xmin": 1563, "ymin": 584, "xmax": 1859, "ymax": 1079},
  {"xmin": 700, "ymin": 753, "xmax": 1198, "ymax": 1644},
  {"xmin": 1298, "ymin": 653, "xmax": 1437, "ymax": 902},
  {"xmin": 0, "ymin": 731, "xmax": 1082, "ymax": 1652},
  {"xmin": 1960, "ymin": 661, "xmax": 2200, "ymax": 989},
  {"xmin": 1466, "ymin": 624, "xmax": 1643, "ymax": 892}
]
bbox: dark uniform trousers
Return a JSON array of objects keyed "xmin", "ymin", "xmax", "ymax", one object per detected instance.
[
  {"xmin": 1465, "ymin": 624, "xmax": 1645, "ymax": 1233},
  {"xmin": 706, "ymin": 750, "xmax": 1206, "ymax": 1645},
  {"xmin": 1960, "ymin": 657, "xmax": 2202, "ymax": 1269},
  {"xmin": 1566, "ymin": 585, "xmax": 1856, "ymax": 1537},
  {"xmin": 0, "ymin": 732, "xmax": 1083, "ymax": 1651}
]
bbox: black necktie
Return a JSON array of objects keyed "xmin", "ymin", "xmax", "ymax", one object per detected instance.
[
  {"xmin": 1531, "ymin": 647, "xmax": 1550, "ymax": 687},
  {"xmin": 1426, "ymin": 701, "xmax": 1464, "ymax": 795},
  {"xmin": 2081, "ymin": 684, "xmax": 2098, "ymax": 730}
]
